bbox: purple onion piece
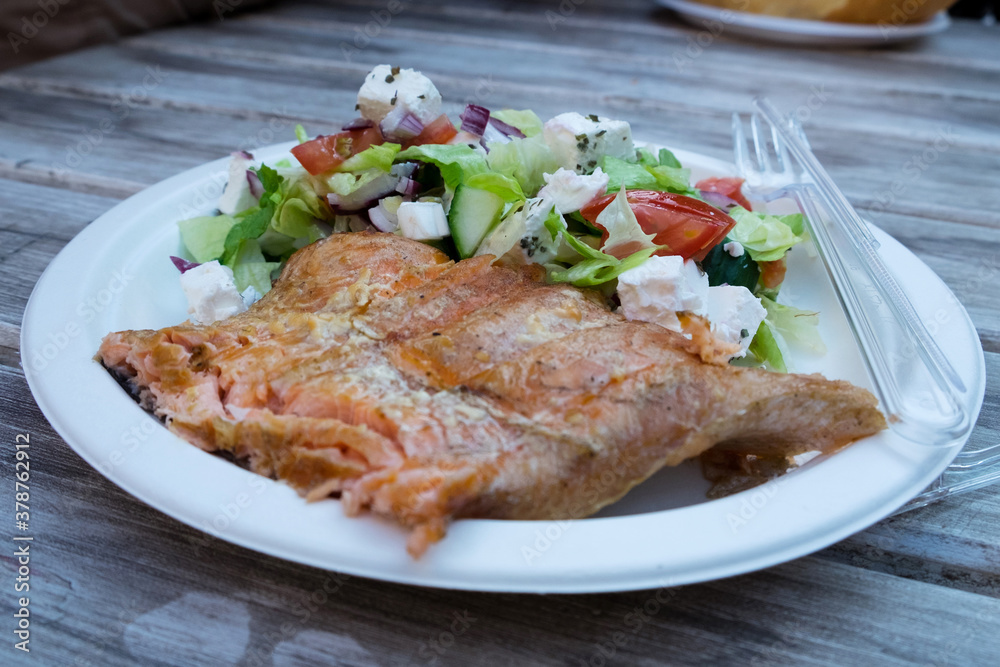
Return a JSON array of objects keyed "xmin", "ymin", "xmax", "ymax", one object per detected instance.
[
  {"xmin": 459, "ymin": 104, "xmax": 490, "ymax": 136},
  {"xmin": 342, "ymin": 117, "xmax": 375, "ymax": 131},
  {"xmin": 232, "ymin": 150, "xmax": 254, "ymax": 160},
  {"xmin": 395, "ymin": 178, "xmax": 420, "ymax": 196},
  {"xmin": 246, "ymin": 170, "xmax": 264, "ymax": 199},
  {"xmin": 170, "ymin": 256, "xmax": 200, "ymax": 274},
  {"xmin": 327, "ymin": 193, "xmax": 341, "ymax": 208},
  {"xmin": 479, "ymin": 137, "xmax": 490, "ymax": 154},
  {"xmin": 699, "ymin": 190, "xmax": 739, "ymax": 211},
  {"xmin": 487, "ymin": 117, "xmax": 526, "ymax": 139},
  {"xmin": 380, "ymin": 112, "xmax": 424, "ymax": 141},
  {"xmin": 480, "ymin": 123, "xmax": 511, "ymax": 148},
  {"xmin": 368, "ymin": 205, "xmax": 397, "ymax": 233}
]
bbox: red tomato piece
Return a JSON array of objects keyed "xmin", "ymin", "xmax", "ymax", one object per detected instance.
[
  {"xmin": 580, "ymin": 191, "xmax": 737, "ymax": 262},
  {"xmin": 404, "ymin": 114, "xmax": 458, "ymax": 148},
  {"xmin": 759, "ymin": 259, "xmax": 787, "ymax": 289},
  {"xmin": 291, "ymin": 126, "xmax": 384, "ymax": 175},
  {"xmin": 695, "ymin": 177, "xmax": 753, "ymax": 211}
]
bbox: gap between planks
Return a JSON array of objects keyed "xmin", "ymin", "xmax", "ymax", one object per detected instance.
[
  {"xmin": 0, "ymin": 158, "xmax": 143, "ymax": 200},
  {"xmin": 109, "ymin": 35, "xmax": 1000, "ymax": 158}
]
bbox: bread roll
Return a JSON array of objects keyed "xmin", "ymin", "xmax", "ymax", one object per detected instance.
[{"xmin": 689, "ymin": 0, "xmax": 955, "ymax": 24}]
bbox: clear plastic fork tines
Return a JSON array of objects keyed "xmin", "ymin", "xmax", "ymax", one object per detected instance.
[{"xmin": 731, "ymin": 100, "xmax": 974, "ymax": 448}]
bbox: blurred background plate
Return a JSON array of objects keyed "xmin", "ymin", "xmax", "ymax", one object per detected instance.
[{"xmin": 657, "ymin": 0, "xmax": 951, "ymax": 46}]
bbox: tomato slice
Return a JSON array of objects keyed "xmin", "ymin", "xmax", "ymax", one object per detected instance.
[
  {"xmin": 403, "ymin": 114, "xmax": 458, "ymax": 148},
  {"xmin": 580, "ymin": 191, "xmax": 737, "ymax": 262},
  {"xmin": 291, "ymin": 126, "xmax": 384, "ymax": 175},
  {"xmin": 759, "ymin": 258, "xmax": 787, "ymax": 289},
  {"xmin": 695, "ymin": 177, "xmax": 753, "ymax": 211}
]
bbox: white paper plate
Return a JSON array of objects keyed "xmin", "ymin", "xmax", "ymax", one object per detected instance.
[
  {"xmin": 21, "ymin": 142, "xmax": 984, "ymax": 593},
  {"xmin": 657, "ymin": 0, "xmax": 950, "ymax": 47}
]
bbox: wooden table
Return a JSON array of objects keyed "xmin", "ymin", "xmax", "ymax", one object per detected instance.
[{"xmin": 2, "ymin": 1, "xmax": 999, "ymax": 664}]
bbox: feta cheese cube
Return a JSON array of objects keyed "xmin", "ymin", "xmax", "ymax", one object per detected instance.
[
  {"xmin": 538, "ymin": 167, "xmax": 609, "ymax": 214},
  {"xmin": 706, "ymin": 285, "xmax": 766, "ymax": 358},
  {"xmin": 357, "ymin": 65, "xmax": 442, "ymax": 126},
  {"xmin": 218, "ymin": 152, "xmax": 258, "ymax": 216},
  {"xmin": 543, "ymin": 112, "xmax": 635, "ymax": 174},
  {"xmin": 397, "ymin": 201, "xmax": 450, "ymax": 240},
  {"xmin": 516, "ymin": 198, "xmax": 561, "ymax": 263},
  {"xmin": 179, "ymin": 261, "xmax": 247, "ymax": 325},
  {"xmin": 617, "ymin": 256, "xmax": 708, "ymax": 332}
]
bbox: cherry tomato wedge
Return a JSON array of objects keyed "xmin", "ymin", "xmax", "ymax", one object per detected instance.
[
  {"xmin": 695, "ymin": 177, "xmax": 753, "ymax": 211},
  {"xmin": 759, "ymin": 259, "xmax": 787, "ymax": 289},
  {"xmin": 403, "ymin": 114, "xmax": 458, "ymax": 148},
  {"xmin": 580, "ymin": 191, "xmax": 737, "ymax": 262},
  {"xmin": 291, "ymin": 126, "xmax": 384, "ymax": 175}
]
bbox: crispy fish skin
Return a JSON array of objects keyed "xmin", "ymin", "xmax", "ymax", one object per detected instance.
[{"xmin": 98, "ymin": 232, "xmax": 886, "ymax": 556}]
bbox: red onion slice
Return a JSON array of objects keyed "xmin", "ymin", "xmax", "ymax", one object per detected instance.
[
  {"xmin": 246, "ymin": 170, "xmax": 264, "ymax": 199},
  {"xmin": 487, "ymin": 117, "xmax": 526, "ymax": 139},
  {"xmin": 342, "ymin": 117, "xmax": 375, "ymax": 131},
  {"xmin": 170, "ymin": 256, "xmax": 200, "ymax": 274},
  {"xmin": 395, "ymin": 178, "xmax": 420, "ymax": 196},
  {"xmin": 381, "ymin": 112, "xmax": 424, "ymax": 141},
  {"xmin": 459, "ymin": 104, "xmax": 490, "ymax": 136},
  {"xmin": 699, "ymin": 190, "xmax": 739, "ymax": 211},
  {"xmin": 232, "ymin": 150, "xmax": 254, "ymax": 160},
  {"xmin": 368, "ymin": 204, "xmax": 397, "ymax": 233}
]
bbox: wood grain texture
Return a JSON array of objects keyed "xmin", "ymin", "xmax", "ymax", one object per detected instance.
[{"xmin": 1, "ymin": 0, "xmax": 998, "ymax": 665}]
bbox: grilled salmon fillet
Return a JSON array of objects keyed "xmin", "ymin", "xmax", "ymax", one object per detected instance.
[{"xmin": 98, "ymin": 232, "xmax": 886, "ymax": 556}]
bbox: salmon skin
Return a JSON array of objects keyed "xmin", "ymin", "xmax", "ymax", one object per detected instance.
[{"xmin": 98, "ymin": 232, "xmax": 886, "ymax": 557}]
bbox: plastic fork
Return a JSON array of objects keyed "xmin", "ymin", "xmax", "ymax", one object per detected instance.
[{"xmin": 732, "ymin": 98, "xmax": 972, "ymax": 447}]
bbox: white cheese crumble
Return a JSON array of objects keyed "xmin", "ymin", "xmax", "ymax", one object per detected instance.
[
  {"xmin": 542, "ymin": 112, "xmax": 634, "ymax": 174},
  {"xmin": 617, "ymin": 256, "xmax": 766, "ymax": 359},
  {"xmin": 724, "ymin": 241, "xmax": 745, "ymax": 258},
  {"xmin": 706, "ymin": 284, "xmax": 766, "ymax": 357},
  {"xmin": 617, "ymin": 255, "xmax": 708, "ymax": 332},
  {"xmin": 357, "ymin": 65, "xmax": 442, "ymax": 126},
  {"xmin": 538, "ymin": 167, "xmax": 609, "ymax": 214},
  {"xmin": 179, "ymin": 261, "xmax": 247, "ymax": 325}
]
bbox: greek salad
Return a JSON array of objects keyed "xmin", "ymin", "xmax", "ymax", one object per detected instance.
[{"xmin": 173, "ymin": 65, "xmax": 823, "ymax": 372}]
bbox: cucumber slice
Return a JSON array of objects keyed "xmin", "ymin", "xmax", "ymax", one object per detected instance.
[{"xmin": 448, "ymin": 185, "xmax": 505, "ymax": 258}]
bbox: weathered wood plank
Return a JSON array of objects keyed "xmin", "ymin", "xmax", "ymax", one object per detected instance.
[
  {"xmin": 2, "ymin": 44, "xmax": 998, "ymax": 230},
  {"xmin": 0, "ymin": 179, "xmax": 121, "ymax": 327}
]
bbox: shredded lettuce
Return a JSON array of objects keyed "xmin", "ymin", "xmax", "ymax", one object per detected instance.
[
  {"xmin": 395, "ymin": 144, "xmax": 488, "ymax": 189},
  {"xmin": 490, "ymin": 109, "xmax": 544, "ymax": 137},
  {"xmin": 658, "ymin": 148, "xmax": 682, "ymax": 168},
  {"xmin": 485, "ymin": 135, "xmax": 560, "ymax": 195},
  {"xmin": 338, "ymin": 142, "xmax": 401, "ymax": 173},
  {"xmin": 602, "ymin": 155, "xmax": 695, "ymax": 196},
  {"xmin": 294, "ymin": 124, "xmax": 309, "ymax": 144},
  {"xmin": 748, "ymin": 319, "xmax": 788, "ymax": 373},
  {"xmin": 760, "ymin": 296, "xmax": 825, "ymax": 354},
  {"xmin": 596, "ymin": 187, "xmax": 657, "ymax": 258},
  {"xmin": 228, "ymin": 238, "xmax": 281, "ymax": 295},
  {"xmin": 179, "ymin": 214, "xmax": 235, "ymax": 263},
  {"xmin": 601, "ymin": 156, "xmax": 658, "ymax": 192},
  {"xmin": 727, "ymin": 207, "xmax": 806, "ymax": 263},
  {"xmin": 647, "ymin": 165, "xmax": 696, "ymax": 195},
  {"xmin": 465, "ymin": 172, "xmax": 525, "ymax": 204}
]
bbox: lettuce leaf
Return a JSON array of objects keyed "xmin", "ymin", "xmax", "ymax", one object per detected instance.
[
  {"xmin": 395, "ymin": 144, "xmax": 488, "ymax": 189},
  {"xmin": 338, "ymin": 142, "xmax": 401, "ymax": 173},
  {"xmin": 227, "ymin": 238, "xmax": 280, "ymax": 295},
  {"xmin": 760, "ymin": 296, "xmax": 825, "ymax": 354},
  {"xmin": 596, "ymin": 187, "xmax": 657, "ymax": 258},
  {"xmin": 727, "ymin": 206, "xmax": 806, "ymax": 263},
  {"xmin": 295, "ymin": 124, "xmax": 309, "ymax": 144},
  {"xmin": 601, "ymin": 156, "xmax": 658, "ymax": 192},
  {"xmin": 490, "ymin": 109, "xmax": 544, "ymax": 137},
  {"xmin": 658, "ymin": 148, "xmax": 682, "ymax": 168},
  {"xmin": 465, "ymin": 172, "xmax": 525, "ymax": 203},
  {"xmin": 485, "ymin": 135, "xmax": 559, "ymax": 195},
  {"xmin": 179, "ymin": 214, "xmax": 235, "ymax": 263},
  {"xmin": 747, "ymin": 319, "xmax": 787, "ymax": 373}
]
